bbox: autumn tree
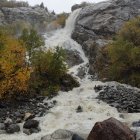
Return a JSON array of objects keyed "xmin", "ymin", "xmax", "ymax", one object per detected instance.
[{"xmin": 0, "ymin": 30, "xmax": 30, "ymax": 99}]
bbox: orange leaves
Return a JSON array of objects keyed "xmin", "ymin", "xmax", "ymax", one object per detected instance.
[{"xmin": 0, "ymin": 32, "xmax": 30, "ymax": 98}]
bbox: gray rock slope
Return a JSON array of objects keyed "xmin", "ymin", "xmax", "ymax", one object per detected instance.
[
  {"xmin": 72, "ymin": 0, "xmax": 140, "ymax": 74},
  {"xmin": 0, "ymin": 6, "xmax": 54, "ymax": 25}
]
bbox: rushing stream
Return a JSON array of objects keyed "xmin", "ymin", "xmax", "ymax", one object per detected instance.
[{"xmin": 1, "ymin": 9, "xmax": 140, "ymax": 140}]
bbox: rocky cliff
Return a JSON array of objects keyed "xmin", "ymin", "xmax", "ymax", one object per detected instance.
[
  {"xmin": 72, "ymin": 0, "xmax": 140, "ymax": 75},
  {"xmin": 0, "ymin": 6, "xmax": 55, "ymax": 27}
]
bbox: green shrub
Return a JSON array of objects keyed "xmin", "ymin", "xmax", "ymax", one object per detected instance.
[
  {"xmin": 30, "ymin": 47, "xmax": 68, "ymax": 94},
  {"xmin": 97, "ymin": 17, "xmax": 140, "ymax": 87}
]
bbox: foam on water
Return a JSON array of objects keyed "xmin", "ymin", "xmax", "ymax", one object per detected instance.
[
  {"xmin": 1, "ymin": 9, "xmax": 140, "ymax": 140},
  {"xmin": 44, "ymin": 9, "xmax": 89, "ymax": 81}
]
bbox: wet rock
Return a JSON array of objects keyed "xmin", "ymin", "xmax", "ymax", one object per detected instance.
[
  {"xmin": 88, "ymin": 117, "xmax": 135, "ymax": 140},
  {"xmin": 0, "ymin": 123, "xmax": 5, "ymax": 130},
  {"xmin": 72, "ymin": 134, "xmax": 84, "ymax": 140},
  {"xmin": 0, "ymin": 95, "xmax": 50, "ymax": 124},
  {"xmin": 77, "ymin": 66, "xmax": 87, "ymax": 79},
  {"xmin": 41, "ymin": 129, "xmax": 73, "ymax": 140},
  {"xmin": 132, "ymin": 120, "xmax": 140, "ymax": 127},
  {"xmin": 97, "ymin": 82, "xmax": 140, "ymax": 113},
  {"xmin": 24, "ymin": 112, "xmax": 35, "ymax": 121},
  {"xmin": 60, "ymin": 74, "xmax": 79, "ymax": 92},
  {"xmin": 23, "ymin": 120, "xmax": 40, "ymax": 135},
  {"xmin": 53, "ymin": 100, "xmax": 57, "ymax": 105},
  {"xmin": 23, "ymin": 119, "xmax": 39, "ymax": 129},
  {"xmin": 6, "ymin": 124, "xmax": 20, "ymax": 134},
  {"xmin": 23, "ymin": 128, "xmax": 31, "ymax": 135},
  {"xmin": 41, "ymin": 129, "xmax": 84, "ymax": 140},
  {"xmin": 119, "ymin": 114, "xmax": 125, "ymax": 119},
  {"xmin": 94, "ymin": 85, "xmax": 103, "ymax": 92},
  {"xmin": 65, "ymin": 49, "xmax": 83, "ymax": 68},
  {"xmin": 76, "ymin": 106, "xmax": 83, "ymax": 113},
  {"xmin": 4, "ymin": 118, "xmax": 13, "ymax": 127}
]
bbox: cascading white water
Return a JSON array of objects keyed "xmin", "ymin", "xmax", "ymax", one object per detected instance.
[
  {"xmin": 1, "ymin": 9, "xmax": 140, "ymax": 140},
  {"xmin": 44, "ymin": 9, "xmax": 89, "ymax": 82}
]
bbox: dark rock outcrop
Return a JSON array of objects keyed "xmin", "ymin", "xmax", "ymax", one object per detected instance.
[
  {"xmin": 23, "ymin": 119, "xmax": 40, "ymax": 135},
  {"xmin": 23, "ymin": 119, "xmax": 39, "ymax": 129},
  {"xmin": 60, "ymin": 74, "xmax": 80, "ymax": 92},
  {"xmin": 72, "ymin": 0, "xmax": 140, "ymax": 75},
  {"xmin": 88, "ymin": 117, "xmax": 135, "ymax": 140}
]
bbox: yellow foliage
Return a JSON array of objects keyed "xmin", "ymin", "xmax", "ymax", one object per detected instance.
[{"xmin": 0, "ymin": 32, "xmax": 30, "ymax": 98}]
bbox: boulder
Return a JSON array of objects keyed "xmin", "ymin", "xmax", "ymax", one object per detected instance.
[
  {"xmin": 0, "ymin": 123, "xmax": 5, "ymax": 130},
  {"xmin": 76, "ymin": 106, "xmax": 83, "ymax": 113},
  {"xmin": 4, "ymin": 118, "xmax": 13, "ymax": 127},
  {"xmin": 72, "ymin": 134, "xmax": 84, "ymax": 140},
  {"xmin": 23, "ymin": 127, "xmax": 41, "ymax": 135},
  {"xmin": 23, "ymin": 119, "xmax": 39, "ymax": 129},
  {"xmin": 24, "ymin": 112, "xmax": 35, "ymax": 121},
  {"xmin": 88, "ymin": 117, "xmax": 135, "ymax": 140},
  {"xmin": 41, "ymin": 129, "xmax": 73, "ymax": 140},
  {"xmin": 60, "ymin": 74, "xmax": 79, "ymax": 92},
  {"xmin": 6, "ymin": 124, "xmax": 20, "ymax": 134},
  {"xmin": 41, "ymin": 129, "xmax": 84, "ymax": 140}
]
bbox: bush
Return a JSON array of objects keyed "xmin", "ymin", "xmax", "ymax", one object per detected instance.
[
  {"xmin": 96, "ymin": 17, "xmax": 140, "ymax": 87},
  {"xmin": 0, "ymin": 21, "xmax": 31, "ymax": 37},
  {"xmin": 30, "ymin": 47, "xmax": 67, "ymax": 95},
  {"xmin": 0, "ymin": 30, "xmax": 30, "ymax": 99}
]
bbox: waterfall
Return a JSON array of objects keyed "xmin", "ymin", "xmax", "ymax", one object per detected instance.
[
  {"xmin": 1, "ymin": 9, "xmax": 139, "ymax": 140},
  {"xmin": 44, "ymin": 9, "xmax": 89, "ymax": 82}
]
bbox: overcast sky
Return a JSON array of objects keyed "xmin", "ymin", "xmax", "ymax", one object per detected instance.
[{"xmin": 17, "ymin": 0, "xmax": 106, "ymax": 13}]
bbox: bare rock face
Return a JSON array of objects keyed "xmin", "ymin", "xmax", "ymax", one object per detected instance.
[
  {"xmin": 72, "ymin": 0, "xmax": 140, "ymax": 43},
  {"xmin": 0, "ymin": 6, "xmax": 55, "ymax": 26},
  {"xmin": 72, "ymin": 0, "xmax": 140, "ymax": 75},
  {"xmin": 88, "ymin": 117, "xmax": 135, "ymax": 140},
  {"xmin": 65, "ymin": 49, "xmax": 84, "ymax": 68},
  {"xmin": 71, "ymin": 2, "xmax": 90, "ymax": 12}
]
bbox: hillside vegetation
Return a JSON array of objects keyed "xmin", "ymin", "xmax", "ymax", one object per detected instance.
[
  {"xmin": 96, "ymin": 17, "xmax": 140, "ymax": 87},
  {"xmin": 0, "ymin": 27, "xmax": 75, "ymax": 99}
]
